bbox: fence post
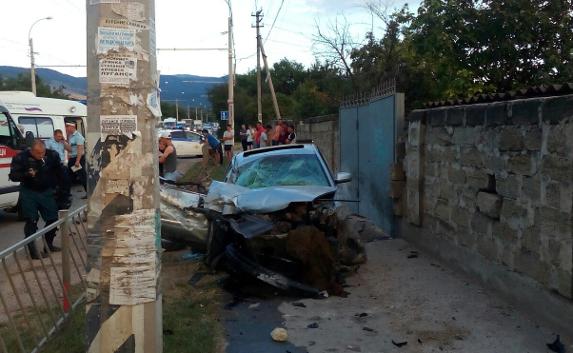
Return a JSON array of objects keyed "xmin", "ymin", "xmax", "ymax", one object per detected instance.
[{"xmin": 59, "ymin": 209, "xmax": 71, "ymax": 312}]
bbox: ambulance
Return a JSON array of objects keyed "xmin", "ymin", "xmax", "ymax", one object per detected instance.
[{"xmin": 0, "ymin": 91, "xmax": 87, "ymax": 215}]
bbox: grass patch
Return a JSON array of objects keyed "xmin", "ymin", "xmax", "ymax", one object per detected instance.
[
  {"xmin": 179, "ymin": 159, "xmax": 229, "ymax": 184},
  {"xmin": 37, "ymin": 253, "xmax": 225, "ymax": 353}
]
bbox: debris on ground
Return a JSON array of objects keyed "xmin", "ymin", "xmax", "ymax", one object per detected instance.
[
  {"xmin": 307, "ymin": 322, "xmax": 319, "ymax": 329},
  {"xmin": 547, "ymin": 335, "xmax": 566, "ymax": 353},
  {"xmin": 248, "ymin": 303, "xmax": 261, "ymax": 310},
  {"xmin": 181, "ymin": 251, "xmax": 205, "ymax": 262},
  {"xmin": 407, "ymin": 250, "xmax": 419, "ymax": 259},
  {"xmin": 392, "ymin": 340, "xmax": 408, "ymax": 348},
  {"xmin": 270, "ymin": 327, "xmax": 289, "ymax": 342},
  {"xmin": 292, "ymin": 302, "xmax": 307, "ymax": 308},
  {"xmin": 362, "ymin": 327, "xmax": 376, "ymax": 333}
]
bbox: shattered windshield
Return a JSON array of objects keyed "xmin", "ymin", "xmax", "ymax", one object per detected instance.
[{"xmin": 234, "ymin": 154, "xmax": 331, "ymax": 189}]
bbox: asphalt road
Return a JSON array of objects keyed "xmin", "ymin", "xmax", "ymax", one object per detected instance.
[{"xmin": 0, "ymin": 157, "xmax": 200, "ymax": 252}]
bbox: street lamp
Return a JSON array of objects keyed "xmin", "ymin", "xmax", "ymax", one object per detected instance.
[{"xmin": 28, "ymin": 16, "xmax": 53, "ymax": 95}]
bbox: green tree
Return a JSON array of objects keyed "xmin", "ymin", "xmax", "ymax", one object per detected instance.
[{"xmin": 0, "ymin": 73, "xmax": 68, "ymax": 99}]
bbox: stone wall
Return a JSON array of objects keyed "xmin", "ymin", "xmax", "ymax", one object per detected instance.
[
  {"xmin": 403, "ymin": 95, "xmax": 573, "ymax": 300},
  {"xmin": 297, "ymin": 115, "xmax": 339, "ymax": 173}
]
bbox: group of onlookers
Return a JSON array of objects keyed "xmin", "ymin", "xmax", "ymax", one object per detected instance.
[{"xmin": 239, "ymin": 120, "xmax": 296, "ymax": 151}]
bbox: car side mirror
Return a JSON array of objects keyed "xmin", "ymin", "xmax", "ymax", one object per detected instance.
[{"xmin": 335, "ymin": 172, "xmax": 352, "ymax": 184}]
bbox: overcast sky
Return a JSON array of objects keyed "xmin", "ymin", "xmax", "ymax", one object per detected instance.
[{"xmin": 0, "ymin": 0, "xmax": 417, "ymax": 78}]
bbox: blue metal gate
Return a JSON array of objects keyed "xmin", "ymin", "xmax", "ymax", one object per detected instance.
[{"xmin": 339, "ymin": 87, "xmax": 403, "ymax": 236}]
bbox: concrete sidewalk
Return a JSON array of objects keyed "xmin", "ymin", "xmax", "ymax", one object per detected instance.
[{"xmin": 277, "ymin": 239, "xmax": 572, "ymax": 353}]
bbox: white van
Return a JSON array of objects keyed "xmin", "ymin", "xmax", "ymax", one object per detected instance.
[
  {"xmin": 0, "ymin": 91, "xmax": 87, "ymax": 141},
  {"xmin": 0, "ymin": 91, "xmax": 87, "ymax": 214}
]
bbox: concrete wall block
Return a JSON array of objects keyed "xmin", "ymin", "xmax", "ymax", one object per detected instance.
[
  {"xmin": 544, "ymin": 181, "xmax": 562, "ymax": 210},
  {"xmin": 439, "ymin": 183, "xmax": 458, "ymax": 203},
  {"xmin": 471, "ymin": 212, "xmax": 492, "ymax": 235},
  {"xmin": 521, "ymin": 226, "xmax": 541, "ymax": 253},
  {"xmin": 492, "ymin": 221, "xmax": 519, "ymax": 245},
  {"xmin": 435, "ymin": 200, "xmax": 451, "ymax": 224},
  {"xmin": 542, "ymin": 95, "xmax": 573, "ymax": 124},
  {"xmin": 546, "ymin": 238, "xmax": 572, "ymax": 270},
  {"xmin": 448, "ymin": 166, "xmax": 466, "ymax": 184},
  {"xmin": 447, "ymin": 107, "xmax": 464, "ymax": 126},
  {"xmin": 466, "ymin": 106, "xmax": 486, "ymax": 126},
  {"xmin": 484, "ymin": 155, "xmax": 506, "ymax": 173},
  {"xmin": 542, "ymin": 154, "xmax": 573, "ymax": 183},
  {"xmin": 535, "ymin": 206, "xmax": 572, "ymax": 238},
  {"xmin": 428, "ymin": 109, "xmax": 447, "ymax": 126},
  {"xmin": 486, "ymin": 103, "xmax": 510, "ymax": 126},
  {"xmin": 461, "ymin": 189, "xmax": 478, "ymax": 210},
  {"xmin": 427, "ymin": 127, "xmax": 454, "ymax": 146},
  {"xmin": 466, "ymin": 171, "xmax": 490, "ymax": 191},
  {"xmin": 498, "ymin": 128, "xmax": 524, "ymax": 151},
  {"xmin": 511, "ymin": 99, "xmax": 541, "ymax": 125},
  {"xmin": 523, "ymin": 127, "xmax": 542, "ymax": 151},
  {"xmin": 514, "ymin": 249, "xmax": 550, "ymax": 286},
  {"xmin": 452, "ymin": 207, "xmax": 471, "ymax": 229},
  {"xmin": 458, "ymin": 228, "xmax": 477, "ymax": 249},
  {"xmin": 453, "ymin": 127, "xmax": 478, "ymax": 146},
  {"xmin": 496, "ymin": 174, "xmax": 520, "ymax": 199},
  {"xmin": 521, "ymin": 175, "xmax": 541, "ymax": 203},
  {"xmin": 477, "ymin": 192, "xmax": 502, "ymax": 219},
  {"xmin": 507, "ymin": 153, "xmax": 536, "ymax": 176},
  {"xmin": 546, "ymin": 125, "xmax": 568, "ymax": 156},
  {"xmin": 460, "ymin": 147, "xmax": 484, "ymax": 168},
  {"xmin": 406, "ymin": 187, "xmax": 421, "ymax": 225},
  {"xmin": 500, "ymin": 199, "xmax": 528, "ymax": 228},
  {"xmin": 407, "ymin": 121, "xmax": 422, "ymax": 147},
  {"xmin": 556, "ymin": 269, "xmax": 573, "ymax": 299},
  {"xmin": 477, "ymin": 234, "xmax": 497, "ymax": 261}
]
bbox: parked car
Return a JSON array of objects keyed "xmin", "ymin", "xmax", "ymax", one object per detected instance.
[{"xmin": 159, "ymin": 129, "xmax": 204, "ymax": 157}]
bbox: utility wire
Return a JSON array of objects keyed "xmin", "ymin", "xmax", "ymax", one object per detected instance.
[{"xmin": 264, "ymin": 0, "xmax": 285, "ymax": 44}]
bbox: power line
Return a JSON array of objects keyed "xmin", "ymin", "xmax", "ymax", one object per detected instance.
[{"xmin": 264, "ymin": 0, "xmax": 285, "ymax": 44}]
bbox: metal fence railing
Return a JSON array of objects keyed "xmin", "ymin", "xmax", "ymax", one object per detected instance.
[{"xmin": 0, "ymin": 205, "xmax": 87, "ymax": 353}]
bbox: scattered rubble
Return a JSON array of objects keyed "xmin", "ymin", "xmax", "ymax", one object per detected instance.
[
  {"xmin": 547, "ymin": 335, "xmax": 566, "ymax": 353},
  {"xmin": 270, "ymin": 327, "xmax": 289, "ymax": 342},
  {"xmin": 392, "ymin": 340, "xmax": 408, "ymax": 348}
]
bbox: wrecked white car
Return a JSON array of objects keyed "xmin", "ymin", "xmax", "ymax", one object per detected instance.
[{"xmin": 161, "ymin": 144, "xmax": 378, "ymax": 297}]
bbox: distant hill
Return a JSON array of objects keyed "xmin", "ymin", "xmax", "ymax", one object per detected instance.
[{"xmin": 0, "ymin": 66, "xmax": 226, "ymax": 107}]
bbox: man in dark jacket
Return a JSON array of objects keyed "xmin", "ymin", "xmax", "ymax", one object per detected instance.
[{"xmin": 9, "ymin": 139, "xmax": 63, "ymax": 259}]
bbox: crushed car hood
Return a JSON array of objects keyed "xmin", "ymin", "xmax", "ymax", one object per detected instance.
[{"xmin": 205, "ymin": 181, "xmax": 337, "ymax": 214}]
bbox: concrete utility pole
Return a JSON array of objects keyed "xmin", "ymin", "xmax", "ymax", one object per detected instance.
[
  {"xmin": 176, "ymin": 98, "xmax": 179, "ymax": 121},
  {"xmin": 86, "ymin": 1, "xmax": 162, "ymax": 352},
  {"xmin": 252, "ymin": 10, "xmax": 264, "ymax": 123},
  {"xmin": 227, "ymin": 16, "xmax": 235, "ymax": 131},
  {"xmin": 259, "ymin": 39, "xmax": 282, "ymax": 121},
  {"xmin": 28, "ymin": 17, "xmax": 52, "ymax": 95}
]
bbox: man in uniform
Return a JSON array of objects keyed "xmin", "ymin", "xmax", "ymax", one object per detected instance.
[
  {"xmin": 9, "ymin": 140, "xmax": 64, "ymax": 259},
  {"xmin": 65, "ymin": 122, "xmax": 87, "ymax": 198},
  {"xmin": 46, "ymin": 129, "xmax": 72, "ymax": 209}
]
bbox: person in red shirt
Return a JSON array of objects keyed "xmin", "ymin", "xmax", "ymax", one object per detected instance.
[{"xmin": 254, "ymin": 122, "xmax": 265, "ymax": 148}]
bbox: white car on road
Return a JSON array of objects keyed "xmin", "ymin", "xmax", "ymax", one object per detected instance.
[{"xmin": 160, "ymin": 129, "xmax": 204, "ymax": 158}]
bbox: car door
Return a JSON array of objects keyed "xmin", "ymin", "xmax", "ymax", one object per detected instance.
[
  {"xmin": 169, "ymin": 130, "xmax": 189, "ymax": 157},
  {"xmin": 185, "ymin": 131, "xmax": 203, "ymax": 156}
]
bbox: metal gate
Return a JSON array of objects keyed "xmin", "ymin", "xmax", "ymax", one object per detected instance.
[{"xmin": 339, "ymin": 84, "xmax": 404, "ymax": 236}]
